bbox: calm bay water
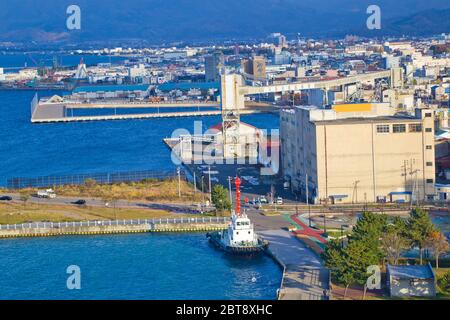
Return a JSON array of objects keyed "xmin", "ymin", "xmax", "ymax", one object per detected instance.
[
  {"xmin": 0, "ymin": 233, "xmax": 282, "ymax": 299},
  {"xmin": 0, "ymin": 54, "xmax": 281, "ymax": 299},
  {"xmin": 0, "ymin": 89, "xmax": 278, "ymax": 185}
]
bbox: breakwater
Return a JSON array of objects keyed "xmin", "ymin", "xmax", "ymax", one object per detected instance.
[{"xmin": 0, "ymin": 217, "xmax": 229, "ymax": 238}]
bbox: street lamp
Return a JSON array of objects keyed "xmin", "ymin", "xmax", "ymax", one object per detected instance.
[
  {"xmin": 340, "ymin": 224, "xmax": 349, "ymax": 248},
  {"xmin": 177, "ymin": 167, "xmax": 181, "ymax": 198},
  {"xmin": 201, "ymin": 176, "xmax": 205, "ymax": 206}
]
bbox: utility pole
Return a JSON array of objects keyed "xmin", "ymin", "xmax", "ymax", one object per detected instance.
[
  {"xmin": 410, "ymin": 169, "xmax": 421, "ymax": 208},
  {"xmin": 227, "ymin": 176, "xmax": 233, "ymax": 206},
  {"xmin": 414, "ymin": 160, "xmax": 420, "ymax": 206},
  {"xmin": 208, "ymin": 165, "xmax": 212, "ymax": 204},
  {"xmin": 201, "ymin": 176, "xmax": 205, "ymax": 205},
  {"xmin": 401, "ymin": 160, "xmax": 408, "ymax": 197},
  {"xmin": 193, "ymin": 171, "xmax": 197, "ymax": 196},
  {"xmin": 352, "ymin": 180, "xmax": 360, "ymax": 204},
  {"xmin": 364, "ymin": 192, "xmax": 367, "ymax": 212},
  {"xmin": 408, "ymin": 159, "xmax": 420, "ymax": 207},
  {"xmin": 177, "ymin": 167, "xmax": 181, "ymax": 198},
  {"xmin": 306, "ymin": 173, "xmax": 311, "ymax": 227}
]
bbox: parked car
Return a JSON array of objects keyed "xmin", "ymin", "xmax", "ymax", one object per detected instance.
[
  {"xmin": 0, "ymin": 196, "xmax": 12, "ymax": 201},
  {"xmin": 276, "ymin": 197, "xmax": 283, "ymax": 205},
  {"xmin": 72, "ymin": 199, "xmax": 86, "ymax": 205},
  {"xmin": 36, "ymin": 189, "xmax": 56, "ymax": 199},
  {"xmin": 259, "ymin": 196, "xmax": 268, "ymax": 204}
]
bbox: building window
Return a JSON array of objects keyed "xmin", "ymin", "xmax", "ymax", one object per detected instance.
[
  {"xmin": 425, "ymin": 113, "xmax": 432, "ymax": 117},
  {"xmin": 426, "ymin": 145, "xmax": 432, "ymax": 150},
  {"xmin": 426, "ymin": 162, "xmax": 433, "ymax": 166},
  {"xmin": 409, "ymin": 124, "xmax": 422, "ymax": 132},
  {"xmin": 393, "ymin": 124, "xmax": 406, "ymax": 133},
  {"xmin": 376, "ymin": 124, "xmax": 390, "ymax": 133},
  {"xmin": 426, "ymin": 179, "xmax": 434, "ymax": 183},
  {"xmin": 425, "ymin": 128, "xmax": 433, "ymax": 132}
]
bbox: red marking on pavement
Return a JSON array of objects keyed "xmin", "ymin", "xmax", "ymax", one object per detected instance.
[{"xmin": 290, "ymin": 214, "xmax": 328, "ymax": 244}]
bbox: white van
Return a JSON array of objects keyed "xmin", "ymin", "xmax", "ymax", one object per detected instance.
[{"xmin": 37, "ymin": 189, "xmax": 56, "ymax": 199}]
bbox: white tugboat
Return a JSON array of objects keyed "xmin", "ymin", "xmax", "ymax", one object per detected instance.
[{"xmin": 207, "ymin": 176, "xmax": 268, "ymax": 255}]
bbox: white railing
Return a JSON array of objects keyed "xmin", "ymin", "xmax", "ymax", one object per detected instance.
[{"xmin": 0, "ymin": 216, "xmax": 230, "ymax": 230}]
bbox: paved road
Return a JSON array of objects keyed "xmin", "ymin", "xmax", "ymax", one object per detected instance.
[
  {"xmin": 245, "ymin": 208, "xmax": 288, "ymax": 231},
  {"xmin": 260, "ymin": 229, "xmax": 330, "ymax": 300},
  {"xmin": 0, "ymin": 192, "xmax": 207, "ymax": 215}
]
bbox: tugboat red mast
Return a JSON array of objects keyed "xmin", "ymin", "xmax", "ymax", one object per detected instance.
[{"xmin": 235, "ymin": 176, "xmax": 241, "ymax": 216}]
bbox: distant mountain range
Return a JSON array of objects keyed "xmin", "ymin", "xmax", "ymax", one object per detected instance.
[
  {"xmin": 380, "ymin": 9, "xmax": 450, "ymax": 37},
  {"xmin": 0, "ymin": 0, "xmax": 449, "ymax": 43}
]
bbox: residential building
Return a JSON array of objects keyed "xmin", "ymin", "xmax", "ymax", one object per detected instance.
[
  {"xmin": 205, "ymin": 51, "xmax": 224, "ymax": 82},
  {"xmin": 241, "ymin": 55, "xmax": 267, "ymax": 80}
]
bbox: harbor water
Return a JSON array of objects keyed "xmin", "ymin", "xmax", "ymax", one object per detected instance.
[
  {"xmin": 0, "ymin": 89, "xmax": 278, "ymax": 185},
  {"xmin": 0, "ymin": 53, "xmax": 281, "ymax": 299},
  {"xmin": 0, "ymin": 233, "xmax": 282, "ymax": 299}
]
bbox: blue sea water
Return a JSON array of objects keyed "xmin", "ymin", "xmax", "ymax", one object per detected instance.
[
  {"xmin": 0, "ymin": 233, "xmax": 282, "ymax": 300},
  {"xmin": 0, "ymin": 54, "xmax": 281, "ymax": 299},
  {"xmin": 0, "ymin": 89, "xmax": 278, "ymax": 185}
]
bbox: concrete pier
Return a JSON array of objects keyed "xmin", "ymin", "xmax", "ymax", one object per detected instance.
[
  {"xmin": 31, "ymin": 105, "xmax": 263, "ymax": 123},
  {"xmin": 260, "ymin": 229, "xmax": 330, "ymax": 300}
]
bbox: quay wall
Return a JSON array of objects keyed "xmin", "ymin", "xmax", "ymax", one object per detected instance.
[{"xmin": 0, "ymin": 219, "xmax": 229, "ymax": 239}]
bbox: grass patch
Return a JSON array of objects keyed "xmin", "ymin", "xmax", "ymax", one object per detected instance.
[
  {"xmin": 11, "ymin": 178, "xmax": 204, "ymax": 204},
  {"xmin": 262, "ymin": 211, "xmax": 283, "ymax": 216},
  {"xmin": 435, "ymin": 267, "xmax": 450, "ymax": 277},
  {"xmin": 325, "ymin": 230, "xmax": 350, "ymax": 238},
  {"xmin": 0, "ymin": 202, "xmax": 186, "ymax": 224}
]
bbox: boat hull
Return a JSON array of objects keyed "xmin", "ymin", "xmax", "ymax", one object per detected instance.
[{"xmin": 206, "ymin": 232, "xmax": 268, "ymax": 255}]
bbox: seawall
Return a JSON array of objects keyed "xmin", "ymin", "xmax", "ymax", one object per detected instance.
[{"xmin": 0, "ymin": 217, "xmax": 229, "ymax": 239}]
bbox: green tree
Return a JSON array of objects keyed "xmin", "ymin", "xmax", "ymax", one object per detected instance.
[
  {"xmin": 344, "ymin": 239, "xmax": 380, "ymax": 285},
  {"xmin": 349, "ymin": 212, "xmax": 387, "ymax": 261},
  {"xmin": 211, "ymin": 185, "xmax": 231, "ymax": 212},
  {"xmin": 323, "ymin": 238, "xmax": 379, "ymax": 297},
  {"xmin": 408, "ymin": 208, "xmax": 436, "ymax": 264},
  {"xmin": 322, "ymin": 239, "xmax": 346, "ymax": 276},
  {"xmin": 322, "ymin": 240, "xmax": 357, "ymax": 299},
  {"xmin": 391, "ymin": 216, "xmax": 409, "ymax": 238},
  {"xmin": 351, "ymin": 212, "xmax": 387, "ymax": 241},
  {"xmin": 323, "ymin": 212, "xmax": 388, "ymax": 295}
]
